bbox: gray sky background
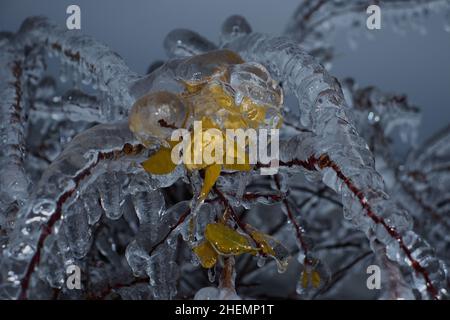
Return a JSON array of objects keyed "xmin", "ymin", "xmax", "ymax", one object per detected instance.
[{"xmin": 1, "ymin": 0, "xmax": 449, "ymax": 142}]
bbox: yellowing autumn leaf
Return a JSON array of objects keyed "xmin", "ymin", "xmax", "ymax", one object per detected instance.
[
  {"xmin": 300, "ymin": 270, "xmax": 321, "ymax": 289},
  {"xmin": 141, "ymin": 146, "xmax": 177, "ymax": 175},
  {"xmin": 199, "ymin": 164, "xmax": 222, "ymax": 201},
  {"xmin": 193, "ymin": 241, "xmax": 218, "ymax": 269},
  {"xmin": 249, "ymin": 230, "xmax": 276, "ymax": 256},
  {"xmin": 204, "ymin": 223, "xmax": 258, "ymax": 256}
]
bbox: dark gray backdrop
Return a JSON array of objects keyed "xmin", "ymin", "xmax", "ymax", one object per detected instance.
[{"xmin": 1, "ymin": 0, "xmax": 449, "ymax": 142}]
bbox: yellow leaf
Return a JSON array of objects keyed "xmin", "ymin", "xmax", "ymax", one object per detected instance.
[
  {"xmin": 199, "ymin": 164, "xmax": 222, "ymax": 201},
  {"xmin": 301, "ymin": 270, "xmax": 309, "ymax": 289},
  {"xmin": 141, "ymin": 146, "xmax": 177, "ymax": 175},
  {"xmin": 247, "ymin": 226, "xmax": 290, "ymax": 272},
  {"xmin": 300, "ymin": 270, "xmax": 322, "ymax": 289},
  {"xmin": 193, "ymin": 241, "xmax": 218, "ymax": 269},
  {"xmin": 311, "ymin": 270, "xmax": 321, "ymax": 288},
  {"xmin": 204, "ymin": 223, "xmax": 258, "ymax": 256},
  {"xmin": 201, "ymin": 116, "xmax": 219, "ymax": 130},
  {"xmin": 249, "ymin": 230, "xmax": 276, "ymax": 256}
]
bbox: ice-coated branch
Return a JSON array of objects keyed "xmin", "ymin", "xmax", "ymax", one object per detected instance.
[
  {"xmin": 341, "ymin": 78, "xmax": 421, "ymax": 154},
  {"xmin": 284, "ymin": 0, "xmax": 450, "ymax": 59},
  {"xmin": 0, "ymin": 37, "xmax": 29, "ymax": 214},
  {"xmin": 0, "ymin": 122, "xmax": 148, "ymax": 299},
  {"xmin": 30, "ymin": 89, "xmax": 106, "ymax": 123},
  {"xmin": 285, "ymin": 0, "xmax": 449, "ymax": 39},
  {"xmin": 398, "ymin": 125, "xmax": 450, "ymax": 261},
  {"xmin": 15, "ymin": 16, "xmax": 141, "ymax": 115},
  {"xmin": 224, "ymin": 31, "xmax": 448, "ymax": 299},
  {"xmin": 370, "ymin": 238, "xmax": 415, "ymax": 299},
  {"xmin": 126, "ymin": 200, "xmax": 191, "ymax": 299}
]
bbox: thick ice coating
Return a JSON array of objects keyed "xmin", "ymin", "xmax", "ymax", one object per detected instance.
[
  {"xmin": 129, "ymin": 50, "xmax": 284, "ymax": 201},
  {"xmin": 128, "ymin": 91, "xmax": 188, "ymax": 145}
]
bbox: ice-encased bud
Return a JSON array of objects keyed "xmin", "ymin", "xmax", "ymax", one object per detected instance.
[
  {"xmin": 128, "ymin": 91, "xmax": 187, "ymax": 145},
  {"xmin": 179, "ymin": 57, "xmax": 283, "ymax": 132},
  {"xmin": 230, "ymin": 62, "xmax": 282, "ymax": 105},
  {"xmin": 228, "ymin": 62, "xmax": 283, "ymax": 128}
]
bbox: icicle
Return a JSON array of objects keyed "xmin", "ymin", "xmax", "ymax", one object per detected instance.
[
  {"xmin": 98, "ymin": 173, "xmax": 123, "ymax": 220},
  {"xmin": 125, "ymin": 240, "xmax": 151, "ymax": 278},
  {"xmin": 131, "ymin": 190, "xmax": 165, "ymax": 225},
  {"xmin": 81, "ymin": 187, "xmax": 103, "ymax": 225},
  {"xmin": 62, "ymin": 203, "xmax": 92, "ymax": 259},
  {"xmin": 146, "ymin": 244, "xmax": 179, "ymax": 299},
  {"xmin": 0, "ymin": 122, "xmax": 147, "ymax": 299}
]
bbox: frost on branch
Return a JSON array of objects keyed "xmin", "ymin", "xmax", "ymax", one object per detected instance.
[{"xmin": 0, "ymin": 8, "xmax": 449, "ymax": 300}]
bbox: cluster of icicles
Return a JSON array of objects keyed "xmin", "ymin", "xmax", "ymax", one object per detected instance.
[{"xmin": 0, "ymin": 2, "xmax": 449, "ymax": 300}]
